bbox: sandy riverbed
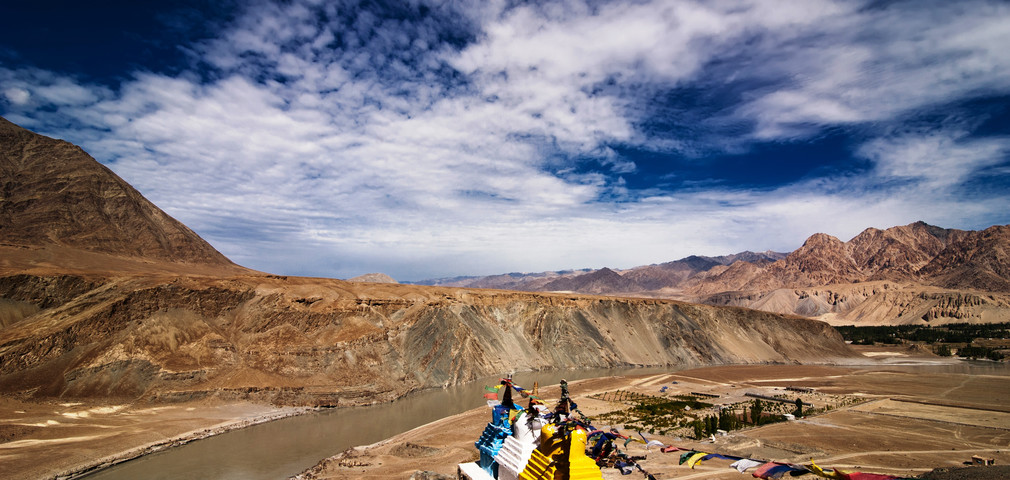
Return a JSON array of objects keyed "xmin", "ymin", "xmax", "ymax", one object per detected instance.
[{"xmin": 0, "ymin": 398, "xmax": 308, "ymax": 480}]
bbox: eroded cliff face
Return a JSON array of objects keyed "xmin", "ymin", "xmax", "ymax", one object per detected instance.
[{"xmin": 0, "ymin": 274, "xmax": 854, "ymax": 406}]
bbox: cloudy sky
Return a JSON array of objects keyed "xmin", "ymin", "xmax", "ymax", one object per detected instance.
[{"xmin": 2, "ymin": 0, "xmax": 1009, "ymax": 281}]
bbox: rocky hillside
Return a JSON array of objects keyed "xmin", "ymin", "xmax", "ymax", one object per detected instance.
[
  {"xmin": 0, "ymin": 117, "xmax": 234, "ymax": 267},
  {"xmin": 0, "ymin": 273, "xmax": 853, "ymax": 406}
]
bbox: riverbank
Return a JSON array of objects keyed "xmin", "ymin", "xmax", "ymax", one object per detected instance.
[
  {"xmin": 0, "ymin": 398, "xmax": 309, "ymax": 480},
  {"xmin": 293, "ymin": 348, "xmax": 1010, "ymax": 479}
]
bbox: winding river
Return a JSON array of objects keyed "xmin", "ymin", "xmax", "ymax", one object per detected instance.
[{"xmin": 80, "ymin": 367, "xmax": 670, "ymax": 480}]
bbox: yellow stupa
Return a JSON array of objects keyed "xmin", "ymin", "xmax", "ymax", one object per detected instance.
[{"xmin": 518, "ymin": 424, "xmax": 603, "ymax": 480}]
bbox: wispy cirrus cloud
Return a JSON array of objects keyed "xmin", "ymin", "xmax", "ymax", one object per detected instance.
[{"xmin": 1, "ymin": 0, "xmax": 1009, "ymax": 280}]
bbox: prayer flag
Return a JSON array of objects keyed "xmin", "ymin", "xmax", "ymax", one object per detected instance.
[
  {"xmin": 753, "ymin": 462, "xmax": 785, "ymax": 477},
  {"xmin": 730, "ymin": 459, "xmax": 764, "ymax": 473},
  {"xmin": 808, "ymin": 460, "xmax": 844, "ymax": 479},
  {"xmin": 687, "ymin": 452, "xmax": 709, "ymax": 468}
]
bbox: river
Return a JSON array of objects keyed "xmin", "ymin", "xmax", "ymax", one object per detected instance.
[{"xmin": 80, "ymin": 367, "xmax": 671, "ymax": 480}]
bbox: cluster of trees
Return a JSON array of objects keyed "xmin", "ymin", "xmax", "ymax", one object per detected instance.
[
  {"xmin": 692, "ymin": 407, "xmax": 746, "ymax": 438},
  {"xmin": 932, "ymin": 343, "xmax": 1004, "ymax": 360},
  {"xmin": 689, "ymin": 399, "xmax": 793, "ymax": 439},
  {"xmin": 594, "ymin": 394, "xmax": 713, "ymax": 435},
  {"xmin": 955, "ymin": 345, "xmax": 1005, "ymax": 361},
  {"xmin": 835, "ymin": 322, "xmax": 1010, "ymax": 345}
]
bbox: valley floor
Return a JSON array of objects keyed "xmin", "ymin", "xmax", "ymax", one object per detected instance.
[{"xmin": 294, "ymin": 346, "xmax": 1010, "ymax": 479}]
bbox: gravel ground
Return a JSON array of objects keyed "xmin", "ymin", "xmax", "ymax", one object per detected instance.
[{"xmin": 918, "ymin": 465, "xmax": 1010, "ymax": 480}]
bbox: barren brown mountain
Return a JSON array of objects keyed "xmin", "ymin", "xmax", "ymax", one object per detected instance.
[
  {"xmin": 540, "ymin": 267, "xmax": 641, "ymax": 294},
  {"xmin": 0, "ymin": 117, "xmax": 857, "ymax": 408},
  {"xmin": 692, "ymin": 222, "xmax": 1010, "ymax": 325},
  {"xmin": 0, "ymin": 117, "xmax": 235, "ymax": 268},
  {"xmin": 705, "ymin": 221, "xmax": 980, "ymax": 292},
  {"xmin": 918, "ymin": 224, "xmax": 1010, "ymax": 292}
]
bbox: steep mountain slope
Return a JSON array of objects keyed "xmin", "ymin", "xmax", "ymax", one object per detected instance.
[
  {"xmin": 0, "ymin": 117, "xmax": 235, "ymax": 268},
  {"xmin": 702, "ymin": 282, "xmax": 1010, "ymax": 326},
  {"xmin": 918, "ymin": 224, "xmax": 1010, "ymax": 292}
]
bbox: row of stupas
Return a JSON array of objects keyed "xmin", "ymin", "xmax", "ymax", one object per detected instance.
[{"xmin": 460, "ymin": 376, "xmax": 606, "ymax": 480}]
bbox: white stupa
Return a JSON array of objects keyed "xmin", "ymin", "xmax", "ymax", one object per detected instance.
[{"xmin": 495, "ymin": 407, "xmax": 548, "ymax": 480}]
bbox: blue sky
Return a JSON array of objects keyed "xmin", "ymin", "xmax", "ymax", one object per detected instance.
[{"xmin": 2, "ymin": 0, "xmax": 1009, "ymax": 281}]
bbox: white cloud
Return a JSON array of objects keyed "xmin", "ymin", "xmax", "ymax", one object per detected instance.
[
  {"xmin": 858, "ymin": 129, "xmax": 1010, "ymax": 188},
  {"xmin": 3, "ymin": 87, "xmax": 30, "ymax": 105},
  {"xmin": 2, "ymin": 0, "xmax": 1009, "ymax": 280},
  {"xmin": 734, "ymin": 1, "xmax": 1010, "ymax": 139}
]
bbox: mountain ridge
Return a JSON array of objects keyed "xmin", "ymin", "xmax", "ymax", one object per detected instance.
[{"xmin": 413, "ymin": 221, "xmax": 1010, "ymax": 325}]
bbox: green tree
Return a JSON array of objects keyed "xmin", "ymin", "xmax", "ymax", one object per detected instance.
[
  {"xmin": 693, "ymin": 419, "xmax": 703, "ymax": 439},
  {"xmin": 751, "ymin": 399, "xmax": 765, "ymax": 425}
]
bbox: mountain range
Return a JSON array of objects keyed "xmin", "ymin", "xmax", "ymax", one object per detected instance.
[
  {"xmin": 416, "ymin": 222, "xmax": 1010, "ymax": 325},
  {"xmin": 0, "ymin": 117, "xmax": 855, "ymax": 405}
]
